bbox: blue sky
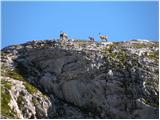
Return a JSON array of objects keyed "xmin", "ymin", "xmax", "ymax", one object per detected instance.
[{"xmin": 1, "ymin": 1, "xmax": 159, "ymax": 48}]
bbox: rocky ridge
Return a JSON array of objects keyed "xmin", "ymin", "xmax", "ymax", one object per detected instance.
[{"xmin": 0, "ymin": 39, "xmax": 159, "ymax": 118}]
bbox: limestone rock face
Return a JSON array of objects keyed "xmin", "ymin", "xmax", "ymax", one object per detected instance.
[
  {"xmin": 1, "ymin": 76, "xmax": 52, "ymax": 119},
  {"xmin": 1, "ymin": 40, "xmax": 159, "ymax": 118}
]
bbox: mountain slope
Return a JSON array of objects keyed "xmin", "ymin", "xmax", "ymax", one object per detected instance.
[{"xmin": 1, "ymin": 40, "xmax": 159, "ymax": 118}]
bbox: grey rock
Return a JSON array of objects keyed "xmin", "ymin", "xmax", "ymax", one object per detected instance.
[{"xmin": 1, "ymin": 40, "xmax": 158, "ymax": 118}]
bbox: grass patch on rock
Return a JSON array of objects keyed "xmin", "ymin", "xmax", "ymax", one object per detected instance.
[
  {"xmin": 17, "ymin": 92, "xmax": 25, "ymax": 110},
  {"xmin": 6, "ymin": 69, "xmax": 25, "ymax": 81},
  {"xmin": 23, "ymin": 82, "xmax": 37, "ymax": 94},
  {"xmin": 1, "ymin": 79, "xmax": 12, "ymax": 90},
  {"xmin": 1, "ymin": 51, "xmax": 10, "ymax": 56},
  {"xmin": 102, "ymin": 44, "xmax": 131, "ymax": 68},
  {"xmin": 143, "ymin": 97, "xmax": 159, "ymax": 108},
  {"xmin": 1, "ymin": 87, "xmax": 17, "ymax": 118},
  {"xmin": 147, "ymin": 51, "xmax": 159, "ymax": 61}
]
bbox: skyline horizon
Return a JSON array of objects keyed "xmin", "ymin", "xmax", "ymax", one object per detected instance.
[
  {"xmin": 2, "ymin": 34, "xmax": 158, "ymax": 48},
  {"xmin": 2, "ymin": 1, "xmax": 159, "ymax": 48}
]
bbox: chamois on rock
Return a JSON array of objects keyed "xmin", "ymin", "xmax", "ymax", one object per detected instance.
[{"xmin": 99, "ymin": 33, "xmax": 108, "ymax": 42}]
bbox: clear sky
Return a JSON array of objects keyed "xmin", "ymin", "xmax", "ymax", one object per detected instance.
[{"xmin": 1, "ymin": 1, "xmax": 159, "ymax": 48}]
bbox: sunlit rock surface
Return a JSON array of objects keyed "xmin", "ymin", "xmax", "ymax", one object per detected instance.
[{"xmin": 1, "ymin": 39, "xmax": 159, "ymax": 118}]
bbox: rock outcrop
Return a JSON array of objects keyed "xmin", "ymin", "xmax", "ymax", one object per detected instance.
[{"xmin": 1, "ymin": 39, "xmax": 159, "ymax": 118}]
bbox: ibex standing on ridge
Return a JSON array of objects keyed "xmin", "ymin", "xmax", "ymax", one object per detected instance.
[
  {"xmin": 60, "ymin": 31, "xmax": 68, "ymax": 46},
  {"xmin": 88, "ymin": 36, "xmax": 95, "ymax": 42},
  {"xmin": 99, "ymin": 33, "xmax": 108, "ymax": 42},
  {"xmin": 60, "ymin": 31, "xmax": 68, "ymax": 41}
]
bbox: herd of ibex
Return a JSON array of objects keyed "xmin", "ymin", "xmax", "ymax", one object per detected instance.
[
  {"xmin": 88, "ymin": 33, "xmax": 109, "ymax": 42},
  {"xmin": 60, "ymin": 31, "xmax": 109, "ymax": 42}
]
